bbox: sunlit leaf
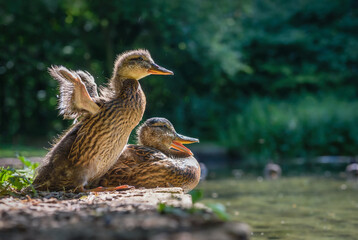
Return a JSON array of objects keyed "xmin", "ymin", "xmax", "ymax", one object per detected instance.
[{"xmin": 206, "ymin": 203, "xmax": 230, "ymax": 221}]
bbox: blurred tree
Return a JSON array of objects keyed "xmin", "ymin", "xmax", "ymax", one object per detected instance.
[{"xmin": 1, "ymin": 0, "xmax": 358, "ymax": 163}]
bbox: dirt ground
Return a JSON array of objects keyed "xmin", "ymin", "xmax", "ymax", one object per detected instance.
[{"xmin": 0, "ymin": 187, "xmax": 250, "ymax": 240}]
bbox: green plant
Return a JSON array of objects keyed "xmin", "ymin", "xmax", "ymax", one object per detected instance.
[
  {"xmin": 2, "ymin": 0, "xmax": 357, "ymax": 147},
  {"xmin": 0, "ymin": 155, "xmax": 38, "ymax": 196},
  {"xmin": 189, "ymin": 189, "xmax": 204, "ymax": 204},
  {"xmin": 205, "ymin": 203, "xmax": 230, "ymax": 221},
  {"xmin": 190, "ymin": 189, "xmax": 230, "ymax": 221},
  {"xmin": 157, "ymin": 189, "xmax": 230, "ymax": 221},
  {"xmin": 221, "ymin": 95, "xmax": 358, "ymax": 165}
]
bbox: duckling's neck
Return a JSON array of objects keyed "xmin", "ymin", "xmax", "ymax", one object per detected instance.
[{"xmin": 110, "ymin": 75, "xmax": 138, "ymax": 94}]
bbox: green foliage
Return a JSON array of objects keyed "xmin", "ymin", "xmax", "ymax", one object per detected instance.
[
  {"xmin": 17, "ymin": 155, "xmax": 40, "ymax": 170},
  {"xmin": 157, "ymin": 202, "xmax": 190, "ymax": 217},
  {"xmin": 0, "ymin": 168, "xmax": 31, "ymax": 191},
  {"xmin": 0, "ymin": 156, "xmax": 38, "ymax": 196},
  {"xmin": 189, "ymin": 189, "xmax": 203, "ymax": 204},
  {"xmin": 221, "ymin": 95, "xmax": 358, "ymax": 164},
  {"xmin": 206, "ymin": 203, "xmax": 230, "ymax": 221},
  {"xmin": 0, "ymin": 144, "xmax": 47, "ymax": 158},
  {"xmin": 1, "ymin": 0, "xmax": 358, "ymax": 166}
]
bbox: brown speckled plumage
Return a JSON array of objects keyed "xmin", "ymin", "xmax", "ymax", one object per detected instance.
[
  {"xmin": 33, "ymin": 50, "xmax": 173, "ymax": 191},
  {"xmin": 96, "ymin": 118, "xmax": 200, "ymax": 192}
]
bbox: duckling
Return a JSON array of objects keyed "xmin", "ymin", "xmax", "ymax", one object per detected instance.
[
  {"xmin": 96, "ymin": 117, "xmax": 200, "ymax": 192},
  {"xmin": 264, "ymin": 162, "xmax": 282, "ymax": 180},
  {"xmin": 33, "ymin": 50, "xmax": 173, "ymax": 191}
]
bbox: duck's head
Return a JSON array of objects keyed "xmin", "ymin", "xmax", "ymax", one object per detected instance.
[
  {"xmin": 137, "ymin": 117, "xmax": 199, "ymax": 156},
  {"xmin": 113, "ymin": 49, "xmax": 173, "ymax": 80}
]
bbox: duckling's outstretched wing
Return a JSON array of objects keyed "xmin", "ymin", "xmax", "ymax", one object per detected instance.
[
  {"xmin": 75, "ymin": 70, "xmax": 99, "ymax": 99},
  {"xmin": 49, "ymin": 66, "xmax": 100, "ymax": 119}
]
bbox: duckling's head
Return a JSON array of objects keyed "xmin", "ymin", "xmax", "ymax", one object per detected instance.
[
  {"xmin": 137, "ymin": 117, "xmax": 199, "ymax": 156},
  {"xmin": 113, "ymin": 49, "xmax": 173, "ymax": 81}
]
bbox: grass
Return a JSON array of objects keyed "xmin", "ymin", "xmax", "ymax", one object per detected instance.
[{"xmin": 0, "ymin": 144, "xmax": 47, "ymax": 158}]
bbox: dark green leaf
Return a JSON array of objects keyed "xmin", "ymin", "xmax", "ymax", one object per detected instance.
[{"xmin": 189, "ymin": 189, "xmax": 203, "ymax": 204}]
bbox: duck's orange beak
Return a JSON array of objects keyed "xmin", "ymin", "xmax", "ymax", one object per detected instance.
[
  {"xmin": 148, "ymin": 63, "xmax": 174, "ymax": 75},
  {"xmin": 170, "ymin": 134, "xmax": 199, "ymax": 156}
]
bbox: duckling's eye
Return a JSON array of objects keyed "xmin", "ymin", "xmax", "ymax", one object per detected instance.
[
  {"xmin": 152, "ymin": 124, "xmax": 170, "ymax": 130},
  {"xmin": 150, "ymin": 122, "xmax": 163, "ymax": 127},
  {"xmin": 161, "ymin": 124, "xmax": 172, "ymax": 130},
  {"xmin": 134, "ymin": 57, "xmax": 144, "ymax": 61}
]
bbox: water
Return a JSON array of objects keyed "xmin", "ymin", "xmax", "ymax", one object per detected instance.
[{"xmin": 199, "ymin": 176, "xmax": 358, "ymax": 240}]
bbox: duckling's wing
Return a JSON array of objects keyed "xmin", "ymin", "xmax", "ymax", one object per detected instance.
[
  {"xmin": 75, "ymin": 70, "xmax": 99, "ymax": 99},
  {"xmin": 49, "ymin": 66, "xmax": 100, "ymax": 119}
]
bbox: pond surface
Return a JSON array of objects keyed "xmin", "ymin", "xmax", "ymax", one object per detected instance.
[{"xmin": 199, "ymin": 177, "xmax": 358, "ymax": 240}]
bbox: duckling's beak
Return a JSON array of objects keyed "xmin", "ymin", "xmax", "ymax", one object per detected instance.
[
  {"xmin": 148, "ymin": 63, "xmax": 174, "ymax": 75},
  {"xmin": 170, "ymin": 134, "xmax": 199, "ymax": 156}
]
